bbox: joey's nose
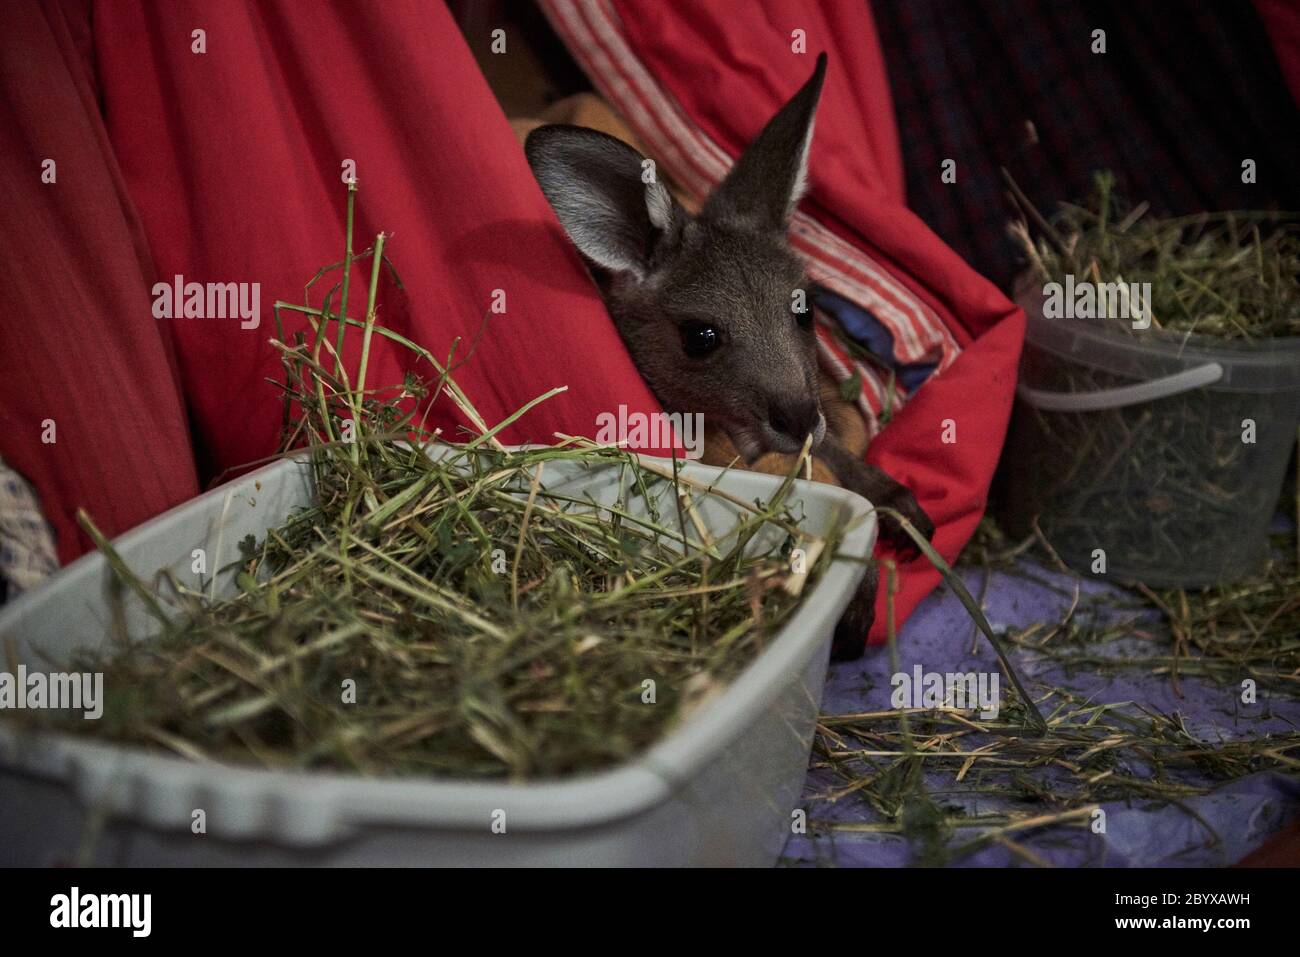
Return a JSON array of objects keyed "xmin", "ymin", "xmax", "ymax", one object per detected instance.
[{"xmin": 768, "ymin": 399, "xmax": 825, "ymax": 447}]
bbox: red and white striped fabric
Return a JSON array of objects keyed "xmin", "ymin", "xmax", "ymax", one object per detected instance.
[{"xmin": 538, "ymin": 0, "xmax": 959, "ymax": 438}]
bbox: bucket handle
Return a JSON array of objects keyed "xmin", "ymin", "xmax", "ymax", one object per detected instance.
[{"xmin": 1017, "ymin": 362, "xmax": 1224, "ymax": 412}]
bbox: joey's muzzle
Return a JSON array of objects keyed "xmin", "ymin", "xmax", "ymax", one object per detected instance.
[{"xmin": 766, "ymin": 398, "xmax": 826, "ymax": 451}]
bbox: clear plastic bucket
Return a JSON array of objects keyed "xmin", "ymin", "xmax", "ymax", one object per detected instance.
[{"xmin": 1000, "ymin": 284, "xmax": 1300, "ymax": 586}]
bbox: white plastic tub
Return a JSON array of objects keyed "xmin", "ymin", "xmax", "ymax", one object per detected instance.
[{"xmin": 0, "ymin": 450, "xmax": 875, "ymax": 866}]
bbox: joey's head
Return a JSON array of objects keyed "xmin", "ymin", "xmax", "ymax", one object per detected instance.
[{"xmin": 525, "ymin": 54, "xmax": 829, "ymax": 460}]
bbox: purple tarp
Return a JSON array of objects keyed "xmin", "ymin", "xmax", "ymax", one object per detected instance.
[{"xmin": 784, "ymin": 544, "xmax": 1300, "ymax": 867}]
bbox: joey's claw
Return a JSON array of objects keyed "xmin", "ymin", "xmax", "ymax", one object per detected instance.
[
  {"xmin": 876, "ymin": 487, "xmax": 934, "ymax": 560},
  {"xmin": 879, "ymin": 519, "xmax": 920, "ymax": 559}
]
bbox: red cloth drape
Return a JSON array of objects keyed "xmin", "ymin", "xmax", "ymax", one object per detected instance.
[
  {"xmin": 1256, "ymin": 0, "xmax": 1300, "ymax": 108},
  {"xmin": 5, "ymin": 0, "xmax": 1028, "ymax": 652},
  {"xmin": 0, "ymin": 0, "xmax": 199, "ymax": 564},
  {"xmin": 5, "ymin": 0, "xmax": 1020, "ymax": 649},
  {"xmin": 92, "ymin": 0, "xmax": 666, "ymax": 475},
  {"xmin": 602, "ymin": 0, "xmax": 1026, "ymax": 643},
  {"xmin": 3, "ymin": 0, "xmax": 667, "ymax": 565}
]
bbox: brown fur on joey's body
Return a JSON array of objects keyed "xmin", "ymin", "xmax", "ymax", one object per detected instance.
[{"xmin": 524, "ymin": 53, "xmax": 933, "ymax": 657}]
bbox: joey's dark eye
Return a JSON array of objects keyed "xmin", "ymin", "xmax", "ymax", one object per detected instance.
[{"xmin": 680, "ymin": 321, "xmax": 720, "ymax": 357}]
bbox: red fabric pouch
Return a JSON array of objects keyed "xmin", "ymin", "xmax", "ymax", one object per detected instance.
[{"xmin": 542, "ymin": 0, "xmax": 1026, "ymax": 645}]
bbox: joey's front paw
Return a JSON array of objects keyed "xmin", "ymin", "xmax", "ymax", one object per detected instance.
[
  {"xmin": 815, "ymin": 448, "xmax": 932, "ymax": 558},
  {"xmin": 876, "ymin": 485, "xmax": 935, "ymax": 560}
]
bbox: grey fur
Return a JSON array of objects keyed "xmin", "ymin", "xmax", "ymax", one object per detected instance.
[{"xmin": 525, "ymin": 54, "xmax": 830, "ymax": 458}]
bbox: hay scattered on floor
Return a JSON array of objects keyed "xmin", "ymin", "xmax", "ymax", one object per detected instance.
[
  {"xmin": 803, "ymin": 517, "xmax": 1300, "ymax": 866},
  {"xmin": 809, "ymin": 688, "xmax": 1298, "ymax": 867}
]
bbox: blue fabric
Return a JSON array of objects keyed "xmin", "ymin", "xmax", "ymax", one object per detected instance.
[{"xmin": 813, "ymin": 287, "xmax": 938, "ymax": 395}]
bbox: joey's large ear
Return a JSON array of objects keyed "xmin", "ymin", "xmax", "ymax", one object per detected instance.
[
  {"xmin": 703, "ymin": 52, "xmax": 827, "ymax": 232},
  {"xmin": 525, "ymin": 124, "xmax": 682, "ymax": 278}
]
